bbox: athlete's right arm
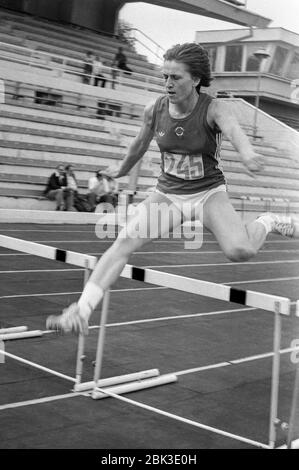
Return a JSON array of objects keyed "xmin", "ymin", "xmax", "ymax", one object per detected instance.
[{"xmin": 104, "ymin": 101, "xmax": 155, "ymax": 178}]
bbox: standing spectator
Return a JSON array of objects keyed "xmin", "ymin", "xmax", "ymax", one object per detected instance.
[
  {"xmin": 64, "ymin": 164, "xmax": 78, "ymax": 211},
  {"xmin": 44, "ymin": 165, "xmax": 72, "ymax": 211},
  {"xmin": 112, "ymin": 46, "xmax": 132, "ymax": 75},
  {"xmin": 82, "ymin": 51, "xmax": 94, "ymax": 85},
  {"xmin": 92, "ymin": 55, "xmax": 107, "ymax": 88}
]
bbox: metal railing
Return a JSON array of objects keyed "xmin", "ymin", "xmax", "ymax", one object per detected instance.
[
  {"xmin": 119, "ymin": 27, "xmax": 165, "ymax": 65},
  {"xmin": 226, "ymin": 98, "xmax": 299, "ymax": 159},
  {"xmin": 0, "ymin": 41, "xmax": 165, "ymax": 93}
]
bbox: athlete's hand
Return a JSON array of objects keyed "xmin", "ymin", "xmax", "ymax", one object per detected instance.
[{"xmin": 242, "ymin": 153, "xmax": 265, "ymax": 177}]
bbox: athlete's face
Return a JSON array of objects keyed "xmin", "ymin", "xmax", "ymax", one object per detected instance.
[{"xmin": 162, "ymin": 60, "xmax": 200, "ymax": 104}]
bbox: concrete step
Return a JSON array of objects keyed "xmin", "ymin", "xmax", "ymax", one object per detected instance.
[
  {"xmin": 227, "ymin": 174, "xmax": 299, "ymax": 191},
  {"xmin": 0, "ymin": 124, "xmax": 126, "ymax": 148},
  {"xmin": 0, "ymin": 156, "xmax": 155, "ymax": 179},
  {"xmin": 223, "ymin": 161, "xmax": 299, "ymax": 180},
  {"xmin": 0, "ymin": 139, "xmax": 124, "ymax": 159},
  {"xmin": 0, "ymin": 171, "xmax": 155, "ymax": 193},
  {"xmin": 229, "ymin": 186, "xmax": 299, "ymax": 201},
  {"xmin": 1, "ymin": 103, "xmax": 142, "ymax": 132},
  {"xmin": 0, "ymin": 196, "xmax": 54, "ymax": 210}
]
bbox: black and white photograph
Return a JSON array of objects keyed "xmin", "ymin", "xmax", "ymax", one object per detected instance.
[{"xmin": 0, "ymin": 0, "xmax": 298, "ymax": 457}]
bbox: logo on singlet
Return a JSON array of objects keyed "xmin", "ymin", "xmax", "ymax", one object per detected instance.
[
  {"xmin": 158, "ymin": 130, "xmax": 165, "ymax": 137},
  {"xmin": 175, "ymin": 126, "xmax": 184, "ymax": 137}
]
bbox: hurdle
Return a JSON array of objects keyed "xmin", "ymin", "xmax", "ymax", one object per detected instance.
[
  {"xmin": 0, "ymin": 235, "xmax": 176, "ymax": 396},
  {"xmin": 1, "ymin": 234, "xmax": 299, "ymax": 448},
  {"xmin": 86, "ymin": 264, "xmax": 298, "ymax": 449}
]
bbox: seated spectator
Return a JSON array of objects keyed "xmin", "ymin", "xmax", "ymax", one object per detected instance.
[
  {"xmin": 87, "ymin": 170, "xmax": 115, "ymax": 212},
  {"xmin": 92, "ymin": 55, "xmax": 107, "ymax": 88},
  {"xmin": 43, "ymin": 165, "xmax": 73, "ymax": 211},
  {"xmin": 82, "ymin": 51, "xmax": 94, "ymax": 85}
]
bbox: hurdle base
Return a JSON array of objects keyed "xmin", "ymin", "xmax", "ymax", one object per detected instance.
[
  {"xmin": 0, "ymin": 326, "xmax": 28, "ymax": 335},
  {"xmin": 0, "ymin": 330, "xmax": 43, "ymax": 341},
  {"xmin": 91, "ymin": 373, "xmax": 178, "ymax": 400},
  {"xmin": 277, "ymin": 438, "xmax": 299, "ymax": 449},
  {"xmin": 74, "ymin": 368, "xmax": 160, "ymax": 392}
]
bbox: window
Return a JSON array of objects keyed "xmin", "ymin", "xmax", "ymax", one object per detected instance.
[
  {"xmin": 224, "ymin": 45, "xmax": 243, "ymax": 72},
  {"xmin": 97, "ymin": 101, "xmax": 121, "ymax": 118},
  {"xmin": 286, "ymin": 52, "xmax": 299, "ymax": 80},
  {"xmin": 35, "ymin": 91, "xmax": 62, "ymax": 106},
  {"xmin": 204, "ymin": 46, "xmax": 217, "ymax": 72},
  {"xmin": 269, "ymin": 46, "xmax": 288, "ymax": 76}
]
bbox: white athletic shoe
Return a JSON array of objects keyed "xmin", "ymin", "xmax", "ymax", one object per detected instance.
[
  {"xmin": 258, "ymin": 213, "xmax": 295, "ymax": 237},
  {"xmin": 46, "ymin": 302, "xmax": 89, "ymax": 335}
]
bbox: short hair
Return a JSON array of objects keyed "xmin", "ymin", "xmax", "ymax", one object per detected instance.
[{"xmin": 163, "ymin": 43, "xmax": 212, "ymax": 90}]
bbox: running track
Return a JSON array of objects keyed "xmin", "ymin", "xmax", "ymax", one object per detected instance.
[{"xmin": 0, "ymin": 223, "xmax": 298, "ymax": 449}]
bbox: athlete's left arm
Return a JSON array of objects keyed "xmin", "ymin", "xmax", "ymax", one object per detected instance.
[{"xmin": 207, "ymin": 99, "xmax": 265, "ymax": 176}]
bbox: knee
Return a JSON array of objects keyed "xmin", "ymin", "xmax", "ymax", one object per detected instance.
[{"xmin": 224, "ymin": 245, "xmax": 256, "ymax": 262}]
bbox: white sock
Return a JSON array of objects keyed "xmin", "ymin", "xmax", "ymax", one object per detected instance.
[
  {"xmin": 78, "ymin": 281, "xmax": 104, "ymax": 320},
  {"xmin": 255, "ymin": 214, "xmax": 275, "ymax": 235}
]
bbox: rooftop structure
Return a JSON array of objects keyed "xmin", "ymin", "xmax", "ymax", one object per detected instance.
[{"xmin": 195, "ymin": 27, "xmax": 299, "ymax": 129}]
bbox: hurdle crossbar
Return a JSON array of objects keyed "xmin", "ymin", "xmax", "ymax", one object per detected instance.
[
  {"xmin": 120, "ymin": 265, "xmax": 290, "ymax": 315},
  {"xmin": 0, "ymin": 234, "xmax": 290, "ymax": 315},
  {"xmin": 0, "ymin": 326, "xmax": 27, "ymax": 334},
  {"xmin": 0, "ymin": 235, "xmax": 98, "ymax": 270}
]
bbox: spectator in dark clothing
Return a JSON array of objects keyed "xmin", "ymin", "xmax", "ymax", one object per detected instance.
[
  {"xmin": 112, "ymin": 47, "xmax": 132, "ymax": 75},
  {"xmin": 82, "ymin": 51, "xmax": 94, "ymax": 85},
  {"xmin": 64, "ymin": 164, "xmax": 78, "ymax": 211},
  {"xmin": 44, "ymin": 165, "xmax": 74, "ymax": 211}
]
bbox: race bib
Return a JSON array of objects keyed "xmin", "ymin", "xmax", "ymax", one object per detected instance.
[{"xmin": 163, "ymin": 153, "xmax": 204, "ymax": 180}]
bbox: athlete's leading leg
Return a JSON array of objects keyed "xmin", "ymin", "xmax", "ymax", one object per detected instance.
[{"xmin": 46, "ymin": 191, "xmax": 183, "ymax": 334}]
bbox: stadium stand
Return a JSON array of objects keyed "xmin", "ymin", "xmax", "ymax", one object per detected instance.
[
  {"xmin": 0, "ymin": 7, "xmax": 164, "ymax": 92},
  {"xmin": 0, "ymin": 5, "xmax": 298, "ymax": 217}
]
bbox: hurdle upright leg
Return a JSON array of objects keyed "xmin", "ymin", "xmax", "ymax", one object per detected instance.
[
  {"xmin": 286, "ymin": 364, "xmax": 299, "ymax": 448},
  {"xmin": 269, "ymin": 302, "xmax": 282, "ymax": 448},
  {"xmin": 75, "ymin": 261, "xmax": 92, "ymax": 386},
  {"xmin": 92, "ymin": 289, "xmax": 111, "ymax": 392}
]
